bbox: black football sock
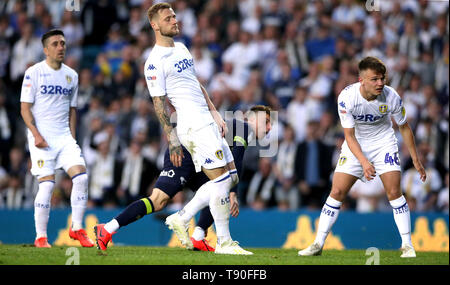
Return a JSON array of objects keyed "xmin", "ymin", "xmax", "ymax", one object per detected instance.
[
  {"xmin": 115, "ymin": 197, "xmax": 154, "ymax": 227},
  {"xmin": 197, "ymin": 206, "xmax": 214, "ymax": 232}
]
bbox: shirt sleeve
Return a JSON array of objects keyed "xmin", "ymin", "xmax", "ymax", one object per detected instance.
[
  {"xmin": 225, "ymin": 119, "xmax": 250, "ymax": 194},
  {"xmin": 229, "ymin": 143, "xmax": 245, "ymax": 194},
  {"xmin": 20, "ymin": 68, "xmax": 36, "ymax": 103},
  {"xmin": 337, "ymin": 93, "xmax": 355, "ymax": 129},
  {"xmin": 390, "ymin": 89, "xmax": 407, "ymax": 126},
  {"xmin": 144, "ymin": 59, "xmax": 166, "ymax": 97},
  {"xmin": 70, "ymin": 73, "xmax": 78, "ymax": 108}
]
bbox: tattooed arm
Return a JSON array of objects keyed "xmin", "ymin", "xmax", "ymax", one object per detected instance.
[
  {"xmin": 152, "ymin": 96, "xmax": 184, "ymax": 167},
  {"xmin": 20, "ymin": 102, "xmax": 48, "ymax": 148}
]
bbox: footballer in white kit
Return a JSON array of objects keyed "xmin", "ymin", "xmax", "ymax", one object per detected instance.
[
  {"xmin": 20, "ymin": 29, "xmax": 93, "ymax": 248},
  {"xmin": 140, "ymin": 3, "xmax": 252, "ymax": 255},
  {"xmin": 335, "ymin": 82, "xmax": 405, "ymax": 180},
  {"xmin": 298, "ymin": 57, "xmax": 426, "ymax": 258},
  {"xmin": 144, "ymin": 41, "xmax": 234, "ymax": 172},
  {"xmin": 21, "ymin": 60, "xmax": 85, "ymax": 177}
]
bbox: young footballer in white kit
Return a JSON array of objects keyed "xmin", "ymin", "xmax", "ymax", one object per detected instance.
[
  {"xmin": 298, "ymin": 56, "xmax": 426, "ymax": 258},
  {"xmin": 141, "ymin": 3, "xmax": 252, "ymax": 255},
  {"xmin": 20, "ymin": 29, "xmax": 93, "ymax": 248}
]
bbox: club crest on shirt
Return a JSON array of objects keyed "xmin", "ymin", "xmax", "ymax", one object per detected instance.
[
  {"xmin": 379, "ymin": 104, "xmax": 388, "ymax": 114},
  {"xmin": 66, "ymin": 75, "xmax": 72, "ymax": 84},
  {"xmin": 37, "ymin": 159, "xmax": 44, "ymax": 168},
  {"xmin": 215, "ymin": 150, "xmax": 224, "ymax": 160}
]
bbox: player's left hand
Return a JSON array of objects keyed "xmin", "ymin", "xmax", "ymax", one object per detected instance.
[
  {"xmin": 212, "ymin": 111, "xmax": 227, "ymax": 137},
  {"xmin": 413, "ymin": 159, "xmax": 427, "ymax": 182},
  {"xmin": 230, "ymin": 192, "xmax": 239, "ymax": 217},
  {"xmin": 218, "ymin": 120, "xmax": 228, "ymax": 137}
]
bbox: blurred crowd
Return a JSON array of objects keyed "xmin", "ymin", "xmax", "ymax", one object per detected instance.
[{"xmin": 0, "ymin": 0, "xmax": 448, "ymax": 213}]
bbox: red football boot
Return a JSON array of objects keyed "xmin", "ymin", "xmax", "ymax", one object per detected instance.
[
  {"xmin": 69, "ymin": 228, "xmax": 95, "ymax": 247},
  {"xmin": 191, "ymin": 237, "xmax": 215, "ymax": 252},
  {"xmin": 34, "ymin": 237, "xmax": 52, "ymax": 248},
  {"xmin": 94, "ymin": 224, "xmax": 114, "ymax": 250}
]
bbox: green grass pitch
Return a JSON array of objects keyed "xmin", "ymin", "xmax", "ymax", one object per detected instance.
[{"xmin": 0, "ymin": 244, "xmax": 448, "ymax": 265}]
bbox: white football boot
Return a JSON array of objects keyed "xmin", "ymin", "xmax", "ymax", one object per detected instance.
[
  {"xmin": 400, "ymin": 244, "xmax": 416, "ymax": 258},
  {"xmin": 165, "ymin": 212, "xmax": 193, "ymax": 250},
  {"xmin": 215, "ymin": 240, "xmax": 253, "ymax": 255},
  {"xmin": 298, "ymin": 242, "xmax": 323, "ymax": 256}
]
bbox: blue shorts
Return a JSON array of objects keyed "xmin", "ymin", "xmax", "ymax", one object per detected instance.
[{"xmin": 154, "ymin": 147, "xmax": 210, "ymax": 198}]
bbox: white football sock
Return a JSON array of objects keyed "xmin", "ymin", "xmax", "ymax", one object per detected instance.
[
  {"xmin": 178, "ymin": 171, "xmax": 232, "ymax": 245},
  {"xmin": 104, "ymin": 219, "xmax": 120, "ymax": 234},
  {"xmin": 389, "ymin": 195, "xmax": 412, "ymax": 246},
  {"xmin": 208, "ymin": 172, "xmax": 233, "ymax": 245},
  {"xmin": 178, "ymin": 178, "xmax": 216, "ymax": 224},
  {"xmin": 314, "ymin": 196, "xmax": 342, "ymax": 248},
  {"xmin": 34, "ymin": 180, "xmax": 55, "ymax": 238},
  {"xmin": 70, "ymin": 173, "xmax": 88, "ymax": 231},
  {"xmin": 192, "ymin": 226, "xmax": 206, "ymax": 241}
]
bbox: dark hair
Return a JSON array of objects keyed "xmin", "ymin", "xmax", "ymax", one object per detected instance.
[
  {"xmin": 246, "ymin": 105, "xmax": 273, "ymax": 122},
  {"xmin": 249, "ymin": 105, "xmax": 272, "ymax": 116},
  {"xmin": 147, "ymin": 2, "xmax": 172, "ymax": 23},
  {"xmin": 358, "ymin": 56, "xmax": 386, "ymax": 76},
  {"xmin": 41, "ymin": 29, "xmax": 65, "ymax": 47}
]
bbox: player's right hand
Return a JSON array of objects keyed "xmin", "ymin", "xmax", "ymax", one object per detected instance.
[
  {"xmin": 34, "ymin": 134, "xmax": 49, "ymax": 148},
  {"xmin": 362, "ymin": 160, "xmax": 376, "ymax": 181},
  {"xmin": 230, "ymin": 192, "xmax": 239, "ymax": 217}
]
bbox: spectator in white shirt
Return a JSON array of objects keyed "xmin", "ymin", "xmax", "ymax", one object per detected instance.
[
  {"xmin": 222, "ymin": 30, "xmax": 259, "ymax": 87},
  {"xmin": 10, "ymin": 21, "xmax": 43, "ymax": 82}
]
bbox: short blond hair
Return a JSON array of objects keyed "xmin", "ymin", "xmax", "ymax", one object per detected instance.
[{"xmin": 147, "ymin": 2, "xmax": 172, "ymax": 23}]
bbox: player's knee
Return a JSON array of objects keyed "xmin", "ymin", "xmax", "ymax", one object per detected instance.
[
  {"xmin": 152, "ymin": 199, "xmax": 168, "ymax": 212},
  {"xmin": 330, "ymin": 187, "xmax": 346, "ymax": 201},
  {"xmin": 386, "ymin": 188, "xmax": 402, "ymax": 201},
  {"xmin": 71, "ymin": 173, "xmax": 88, "ymax": 205},
  {"xmin": 72, "ymin": 172, "xmax": 88, "ymax": 189},
  {"xmin": 149, "ymin": 189, "xmax": 170, "ymax": 212},
  {"xmin": 36, "ymin": 180, "xmax": 55, "ymax": 203}
]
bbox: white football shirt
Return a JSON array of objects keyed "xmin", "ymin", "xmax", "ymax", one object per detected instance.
[
  {"xmin": 337, "ymin": 82, "xmax": 406, "ymax": 151},
  {"xmin": 144, "ymin": 42, "xmax": 213, "ymax": 134},
  {"xmin": 20, "ymin": 60, "xmax": 78, "ymax": 138}
]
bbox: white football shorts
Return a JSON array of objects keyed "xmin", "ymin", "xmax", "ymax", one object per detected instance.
[
  {"xmin": 28, "ymin": 133, "xmax": 86, "ymax": 179},
  {"xmin": 335, "ymin": 143, "xmax": 401, "ymax": 182},
  {"xmin": 177, "ymin": 122, "xmax": 234, "ymax": 172}
]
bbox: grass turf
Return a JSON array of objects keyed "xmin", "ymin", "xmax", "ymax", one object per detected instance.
[{"xmin": 0, "ymin": 244, "xmax": 448, "ymax": 265}]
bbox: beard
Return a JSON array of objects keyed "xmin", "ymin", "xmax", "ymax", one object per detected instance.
[{"xmin": 160, "ymin": 26, "xmax": 179, "ymax": 37}]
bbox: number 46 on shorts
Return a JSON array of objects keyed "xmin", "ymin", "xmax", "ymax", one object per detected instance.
[{"xmin": 384, "ymin": 152, "xmax": 400, "ymax": 166}]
